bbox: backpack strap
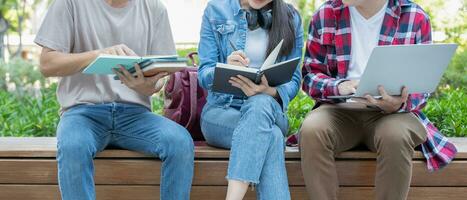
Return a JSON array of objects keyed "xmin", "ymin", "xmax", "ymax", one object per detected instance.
[
  {"xmin": 186, "ymin": 70, "xmax": 199, "ymax": 129},
  {"xmin": 187, "ymin": 52, "xmax": 198, "ymax": 67}
]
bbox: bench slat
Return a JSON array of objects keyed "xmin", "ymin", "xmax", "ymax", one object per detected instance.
[
  {"xmin": 0, "ymin": 185, "xmax": 465, "ymax": 200},
  {"xmin": 1, "ymin": 137, "xmax": 467, "ymax": 159},
  {"xmin": 1, "ymin": 159, "xmax": 466, "ymax": 186}
]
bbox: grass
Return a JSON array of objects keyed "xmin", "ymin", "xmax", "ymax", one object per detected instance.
[{"xmin": 424, "ymin": 86, "xmax": 466, "ymax": 137}]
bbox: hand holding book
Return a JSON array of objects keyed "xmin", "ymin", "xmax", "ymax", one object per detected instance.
[
  {"xmin": 113, "ymin": 63, "xmax": 169, "ymax": 96},
  {"xmin": 97, "ymin": 44, "xmax": 137, "ymax": 57},
  {"xmin": 229, "ymin": 75, "xmax": 278, "ymax": 97},
  {"xmin": 82, "ymin": 54, "xmax": 191, "ymax": 80}
]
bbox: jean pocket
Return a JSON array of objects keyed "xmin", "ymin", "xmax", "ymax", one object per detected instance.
[{"xmin": 212, "ymin": 20, "xmax": 236, "ymax": 35}]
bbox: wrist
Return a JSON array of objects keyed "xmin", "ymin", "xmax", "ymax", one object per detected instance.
[
  {"xmin": 142, "ymin": 88, "xmax": 157, "ymax": 96},
  {"xmin": 81, "ymin": 50, "xmax": 100, "ymax": 71},
  {"xmin": 88, "ymin": 49, "xmax": 100, "ymax": 60},
  {"xmin": 386, "ymin": 102, "xmax": 405, "ymax": 114},
  {"xmin": 397, "ymin": 102, "xmax": 406, "ymax": 112},
  {"xmin": 337, "ymin": 81, "xmax": 347, "ymax": 95},
  {"xmin": 265, "ymin": 87, "xmax": 278, "ymax": 98}
]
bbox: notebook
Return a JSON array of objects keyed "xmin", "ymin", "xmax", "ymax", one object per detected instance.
[
  {"xmin": 82, "ymin": 55, "xmax": 189, "ymax": 77},
  {"xmin": 212, "ymin": 40, "xmax": 300, "ymax": 96}
]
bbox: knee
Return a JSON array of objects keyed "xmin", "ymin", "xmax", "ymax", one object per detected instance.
[
  {"xmin": 299, "ymin": 113, "xmax": 337, "ymax": 153},
  {"xmin": 57, "ymin": 140, "xmax": 95, "ymax": 166},
  {"xmin": 164, "ymin": 126, "xmax": 194, "ymax": 160},
  {"xmin": 300, "ymin": 115, "xmax": 323, "ymax": 136},
  {"xmin": 270, "ymin": 127, "xmax": 285, "ymax": 146},
  {"xmin": 244, "ymin": 94, "xmax": 276, "ymax": 111},
  {"xmin": 300, "ymin": 106, "xmax": 338, "ymax": 135},
  {"xmin": 374, "ymin": 122, "xmax": 415, "ymax": 153},
  {"xmin": 300, "ymin": 110, "xmax": 335, "ymax": 148}
]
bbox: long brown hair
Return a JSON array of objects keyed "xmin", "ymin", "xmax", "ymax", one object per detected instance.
[{"xmin": 267, "ymin": 0, "xmax": 297, "ymax": 58}]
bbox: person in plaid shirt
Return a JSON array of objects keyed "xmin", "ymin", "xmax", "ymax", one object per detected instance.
[{"xmin": 298, "ymin": 0, "xmax": 458, "ymax": 199}]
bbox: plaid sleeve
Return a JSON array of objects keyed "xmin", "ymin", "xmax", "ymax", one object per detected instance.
[
  {"xmin": 399, "ymin": 10, "xmax": 432, "ymax": 112},
  {"xmin": 302, "ymin": 8, "xmax": 345, "ymax": 100}
]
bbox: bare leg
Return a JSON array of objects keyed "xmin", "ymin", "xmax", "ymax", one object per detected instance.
[{"xmin": 226, "ymin": 180, "xmax": 249, "ymax": 200}]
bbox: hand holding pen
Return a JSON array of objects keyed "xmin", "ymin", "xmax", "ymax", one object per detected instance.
[{"xmin": 227, "ymin": 39, "xmax": 250, "ymax": 67}]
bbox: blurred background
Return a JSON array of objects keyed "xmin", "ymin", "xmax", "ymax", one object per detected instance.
[{"xmin": 0, "ymin": 0, "xmax": 465, "ymax": 137}]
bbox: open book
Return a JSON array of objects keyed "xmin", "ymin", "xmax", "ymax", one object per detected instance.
[
  {"xmin": 82, "ymin": 55, "xmax": 190, "ymax": 79},
  {"xmin": 212, "ymin": 40, "xmax": 300, "ymax": 96}
]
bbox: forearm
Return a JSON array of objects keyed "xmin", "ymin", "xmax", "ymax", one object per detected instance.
[
  {"xmin": 39, "ymin": 48, "xmax": 98, "ymax": 77},
  {"xmin": 302, "ymin": 72, "xmax": 345, "ymax": 99},
  {"xmin": 276, "ymin": 68, "xmax": 301, "ymax": 108}
]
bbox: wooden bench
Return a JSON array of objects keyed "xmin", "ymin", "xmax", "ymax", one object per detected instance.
[{"xmin": 0, "ymin": 137, "xmax": 466, "ymax": 200}]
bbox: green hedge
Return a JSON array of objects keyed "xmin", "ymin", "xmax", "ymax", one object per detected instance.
[
  {"xmin": 1, "ymin": 85, "xmax": 465, "ymax": 137},
  {"xmin": 0, "ymin": 85, "xmax": 59, "ymax": 137}
]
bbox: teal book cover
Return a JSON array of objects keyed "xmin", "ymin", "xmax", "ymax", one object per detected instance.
[{"xmin": 82, "ymin": 55, "xmax": 179, "ymax": 75}]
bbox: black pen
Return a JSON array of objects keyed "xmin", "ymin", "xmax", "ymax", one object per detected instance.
[
  {"xmin": 228, "ymin": 39, "xmax": 249, "ymax": 67},
  {"xmin": 229, "ymin": 39, "xmax": 238, "ymax": 51}
]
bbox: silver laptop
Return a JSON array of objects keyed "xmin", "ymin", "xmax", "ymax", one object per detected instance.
[{"xmin": 328, "ymin": 43, "xmax": 458, "ymax": 99}]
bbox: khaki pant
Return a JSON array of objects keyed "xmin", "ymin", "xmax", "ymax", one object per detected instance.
[{"xmin": 299, "ymin": 104, "xmax": 427, "ymax": 200}]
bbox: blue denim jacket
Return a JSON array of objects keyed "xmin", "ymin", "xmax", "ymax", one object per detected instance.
[{"xmin": 198, "ymin": 0, "xmax": 304, "ymax": 112}]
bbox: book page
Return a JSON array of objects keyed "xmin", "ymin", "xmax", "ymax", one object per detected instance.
[
  {"xmin": 142, "ymin": 55, "xmax": 179, "ymax": 59},
  {"xmin": 260, "ymin": 39, "xmax": 283, "ymax": 70},
  {"xmin": 216, "ymin": 63, "xmax": 259, "ymax": 73}
]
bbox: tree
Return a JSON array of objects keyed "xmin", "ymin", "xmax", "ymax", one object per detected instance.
[
  {"xmin": 296, "ymin": 0, "xmax": 323, "ymax": 34},
  {"xmin": 0, "ymin": 14, "xmax": 8, "ymax": 60},
  {"xmin": 0, "ymin": 0, "xmax": 39, "ymax": 61}
]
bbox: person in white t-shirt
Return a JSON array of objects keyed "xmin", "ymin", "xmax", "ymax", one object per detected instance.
[{"xmin": 35, "ymin": 0, "xmax": 194, "ymax": 199}]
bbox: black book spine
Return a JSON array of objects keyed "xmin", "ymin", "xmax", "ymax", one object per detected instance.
[{"xmin": 255, "ymin": 71, "xmax": 264, "ymax": 84}]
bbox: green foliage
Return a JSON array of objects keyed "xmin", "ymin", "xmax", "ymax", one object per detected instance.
[
  {"xmin": 0, "ymin": 83, "xmax": 59, "ymax": 137},
  {"xmin": 425, "ymin": 86, "xmax": 467, "ymax": 137},
  {"xmin": 285, "ymin": 87, "xmax": 467, "ymax": 137},
  {"xmin": 287, "ymin": 91, "xmax": 314, "ymax": 135},
  {"xmin": 0, "ymin": 58, "xmax": 45, "ymax": 93},
  {"xmin": 0, "ymin": 0, "xmax": 43, "ymax": 33},
  {"xmin": 176, "ymin": 47, "xmax": 199, "ymax": 65},
  {"xmin": 413, "ymin": 0, "xmax": 467, "ymax": 50},
  {"xmin": 440, "ymin": 49, "xmax": 467, "ymax": 89},
  {"xmin": 151, "ymin": 94, "xmax": 164, "ymax": 115},
  {"xmin": 297, "ymin": 0, "xmax": 321, "ymax": 34}
]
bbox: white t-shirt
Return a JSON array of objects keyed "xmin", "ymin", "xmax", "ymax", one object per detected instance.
[
  {"xmin": 346, "ymin": 2, "xmax": 387, "ymax": 80},
  {"xmin": 244, "ymin": 28, "xmax": 269, "ymax": 69},
  {"xmin": 34, "ymin": 0, "xmax": 176, "ymax": 113}
]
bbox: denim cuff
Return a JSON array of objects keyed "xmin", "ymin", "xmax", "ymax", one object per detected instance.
[
  {"xmin": 225, "ymin": 175, "xmax": 260, "ymax": 185},
  {"xmin": 276, "ymin": 85, "xmax": 290, "ymax": 112}
]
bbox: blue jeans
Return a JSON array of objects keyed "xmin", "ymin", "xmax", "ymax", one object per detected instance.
[
  {"xmin": 200, "ymin": 94, "xmax": 291, "ymax": 200},
  {"xmin": 56, "ymin": 103, "xmax": 194, "ymax": 200}
]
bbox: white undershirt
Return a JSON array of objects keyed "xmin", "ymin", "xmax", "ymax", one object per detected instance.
[
  {"xmin": 244, "ymin": 28, "xmax": 269, "ymax": 69},
  {"xmin": 346, "ymin": 2, "xmax": 387, "ymax": 80}
]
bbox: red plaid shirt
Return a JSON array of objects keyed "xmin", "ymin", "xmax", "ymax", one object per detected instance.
[{"xmin": 302, "ymin": 0, "xmax": 457, "ymax": 171}]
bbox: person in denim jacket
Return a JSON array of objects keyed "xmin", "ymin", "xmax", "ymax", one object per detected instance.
[{"xmin": 197, "ymin": 0, "xmax": 303, "ymax": 199}]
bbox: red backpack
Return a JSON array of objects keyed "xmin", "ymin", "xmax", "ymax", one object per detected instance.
[{"xmin": 163, "ymin": 52, "xmax": 207, "ymax": 141}]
